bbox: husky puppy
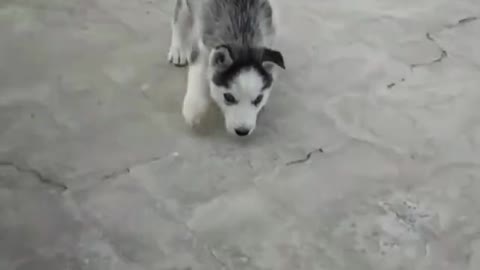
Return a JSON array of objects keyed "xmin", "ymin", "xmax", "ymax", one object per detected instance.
[{"xmin": 168, "ymin": 0, "xmax": 285, "ymax": 137}]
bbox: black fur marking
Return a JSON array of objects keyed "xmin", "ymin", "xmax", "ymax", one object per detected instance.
[
  {"xmin": 212, "ymin": 45, "xmax": 274, "ymax": 90},
  {"xmin": 223, "ymin": 93, "xmax": 238, "ymax": 105},
  {"xmin": 212, "ymin": 45, "xmax": 233, "ymax": 68},
  {"xmin": 252, "ymin": 94, "xmax": 263, "ymax": 106},
  {"xmin": 263, "ymin": 48, "xmax": 285, "ymax": 69}
]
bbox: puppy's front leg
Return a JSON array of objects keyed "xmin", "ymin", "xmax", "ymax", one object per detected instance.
[
  {"xmin": 168, "ymin": 0, "xmax": 193, "ymax": 66},
  {"xmin": 182, "ymin": 59, "xmax": 210, "ymax": 127}
]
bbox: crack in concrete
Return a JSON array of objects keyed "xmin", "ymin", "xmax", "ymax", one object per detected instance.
[
  {"xmin": 101, "ymin": 167, "xmax": 131, "ymax": 181},
  {"xmin": 410, "ymin": 32, "xmax": 448, "ymax": 69},
  {"xmin": 387, "ymin": 16, "xmax": 478, "ymax": 89},
  {"xmin": 0, "ymin": 161, "xmax": 68, "ymax": 191},
  {"xmin": 150, "ymin": 199, "xmax": 231, "ymax": 269},
  {"xmin": 100, "ymin": 155, "xmax": 171, "ymax": 181},
  {"xmin": 411, "ymin": 16, "xmax": 478, "ymax": 69},
  {"xmin": 175, "ymin": 220, "xmax": 230, "ymax": 269},
  {"xmin": 380, "ymin": 202, "xmax": 418, "ymax": 233},
  {"xmin": 286, "ymin": 148, "xmax": 324, "ymax": 166},
  {"xmin": 207, "ymin": 247, "xmax": 230, "ymax": 270},
  {"xmin": 447, "ymin": 16, "xmax": 478, "ymax": 28},
  {"xmin": 387, "ymin": 78, "xmax": 406, "ymax": 90}
]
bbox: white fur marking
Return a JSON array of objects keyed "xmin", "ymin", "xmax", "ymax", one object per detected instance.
[
  {"xmin": 236, "ymin": 69, "xmax": 265, "ymax": 97},
  {"xmin": 182, "ymin": 58, "xmax": 210, "ymax": 126},
  {"xmin": 168, "ymin": 1, "xmax": 193, "ymax": 65}
]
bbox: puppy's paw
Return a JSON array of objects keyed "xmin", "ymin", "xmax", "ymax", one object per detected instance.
[
  {"xmin": 182, "ymin": 94, "xmax": 209, "ymax": 127},
  {"xmin": 168, "ymin": 45, "xmax": 190, "ymax": 67}
]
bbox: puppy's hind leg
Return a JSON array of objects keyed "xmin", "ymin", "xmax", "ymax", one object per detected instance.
[{"xmin": 168, "ymin": 0, "xmax": 193, "ymax": 66}]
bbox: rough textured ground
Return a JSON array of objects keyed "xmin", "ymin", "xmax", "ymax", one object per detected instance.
[{"xmin": 1, "ymin": 0, "xmax": 480, "ymax": 269}]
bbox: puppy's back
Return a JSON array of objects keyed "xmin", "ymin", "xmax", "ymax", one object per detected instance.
[{"xmin": 198, "ymin": 0, "xmax": 276, "ymax": 49}]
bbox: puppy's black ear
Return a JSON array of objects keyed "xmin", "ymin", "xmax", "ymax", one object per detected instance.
[
  {"xmin": 262, "ymin": 48, "xmax": 285, "ymax": 70},
  {"xmin": 210, "ymin": 45, "xmax": 233, "ymax": 70}
]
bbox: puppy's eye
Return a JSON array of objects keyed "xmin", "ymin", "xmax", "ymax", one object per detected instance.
[
  {"xmin": 252, "ymin": 95, "xmax": 263, "ymax": 106},
  {"xmin": 224, "ymin": 93, "xmax": 237, "ymax": 105}
]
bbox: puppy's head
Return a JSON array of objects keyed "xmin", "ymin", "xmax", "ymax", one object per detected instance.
[{"xmin": 207, "ymin": 44, "xmax": 285, "ymax": 137}]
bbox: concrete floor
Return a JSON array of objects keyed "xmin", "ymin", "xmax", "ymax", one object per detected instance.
[{"xmin": 1, "ymin": 0, "xmax": 480, "ymax": 269}]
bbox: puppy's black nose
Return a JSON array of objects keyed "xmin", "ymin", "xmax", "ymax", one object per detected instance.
[{"xmin": 235, "ymin": 128, "xmax": 250, "ymax": 137}]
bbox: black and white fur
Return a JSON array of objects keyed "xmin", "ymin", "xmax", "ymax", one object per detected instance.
[{"xmin": 168, "ymin": 0, "xmax": 285, "ymax": 137}]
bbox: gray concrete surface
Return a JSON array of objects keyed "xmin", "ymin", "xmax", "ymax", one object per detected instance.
[{"xmin": 1, "ymin": 0, "xmax": 480, "ymax": 269}]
